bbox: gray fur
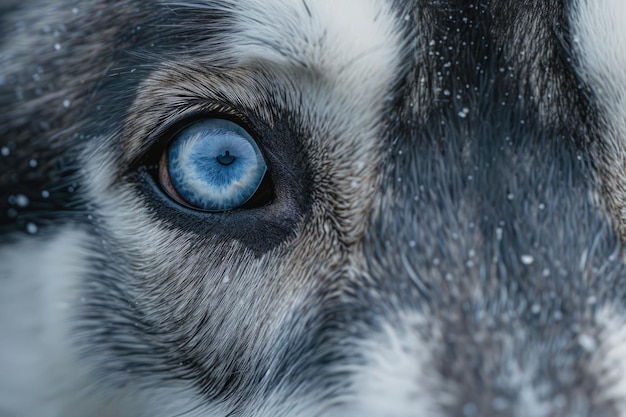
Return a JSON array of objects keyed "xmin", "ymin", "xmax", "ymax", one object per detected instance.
[{"xmin": 2, "ymin": 1, "xmax": 626, "ymax": 416}]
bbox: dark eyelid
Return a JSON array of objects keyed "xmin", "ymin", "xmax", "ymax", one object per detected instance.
[{"xmin": 128, "ymin": 104, "xmax": 260, "ymax": 171}]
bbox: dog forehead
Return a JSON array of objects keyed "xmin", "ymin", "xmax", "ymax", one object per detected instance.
[{"xmin": 221, "ymin": 0, "xmax": 401, "ymax": 79}]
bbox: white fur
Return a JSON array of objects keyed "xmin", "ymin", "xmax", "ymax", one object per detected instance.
[
  {"xmin": 319, "ymin": 317, "xmax": 455, "ymax": 417},
  {"xmin": 572, "ymin": 0, "xmax": 626, "ymax": 121},
  {"xmin": 0, "ymin": 229, "xmax": 99, "ymax": 417},
  {"xmin": 593, "ymin": 309, "xmax": 626, "ymax": 416},
  {"xmin": 572, "ymin": 0, "xmax": 626, "ymax": 229},
  {"xmin": 226, "ymin": 0, "xmax": 403, "ymax": 152},
  {"xmin": 227, "ymin": 0, "xmax": 402, "ymax": 90}
]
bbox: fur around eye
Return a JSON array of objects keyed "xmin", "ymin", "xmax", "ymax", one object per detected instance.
[{"xmin": 159, "ymin": 119, "xmax": 269, "ymax": 212}]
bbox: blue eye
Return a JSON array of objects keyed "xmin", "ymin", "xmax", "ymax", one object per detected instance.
[{"xmin": 162, "ymin": 119, "xmax": 269, "ymax": 212}]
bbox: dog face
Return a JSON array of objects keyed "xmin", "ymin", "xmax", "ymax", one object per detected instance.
[{"xmin": 2, "ymin": 1, "xmax": 626, "ymax": 416}]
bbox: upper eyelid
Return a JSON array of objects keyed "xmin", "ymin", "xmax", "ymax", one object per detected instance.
[
  {"xmin": 125, "ymin": 103, "xmax": 261, "ymax": 171},
  {"xmin": 121, "ymin": 63, "xmax": 280, "ymax": 168}
]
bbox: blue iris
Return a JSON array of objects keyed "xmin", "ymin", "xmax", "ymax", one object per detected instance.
[{"xmin": 167, "ymin": 119, "xmax": 267, "ymax": 211}]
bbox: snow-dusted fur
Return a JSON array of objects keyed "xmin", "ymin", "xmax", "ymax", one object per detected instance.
[{"xmin": 2, "ymin": 1, "xmax": 626, "ymax": 416}]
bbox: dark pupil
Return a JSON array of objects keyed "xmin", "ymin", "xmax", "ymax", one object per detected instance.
[{"xmin": 216, "ymin": 150, "xmax": 236, "ymax": 166}]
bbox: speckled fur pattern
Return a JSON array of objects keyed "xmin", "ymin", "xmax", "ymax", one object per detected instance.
[{"xmin": 2, "ymin": 1, "xmax": 626, "ymax": 416}]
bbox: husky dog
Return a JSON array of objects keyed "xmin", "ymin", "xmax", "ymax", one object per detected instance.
[{"xmin": 3, "ymin": 1, "xmax": 626, "ymax": 416}]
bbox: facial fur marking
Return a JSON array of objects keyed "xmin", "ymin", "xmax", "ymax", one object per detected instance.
[
  {"xmin": 319, "ymin": 318, "xmax": 455, "ymax": 417},
  {"xmin": 572, "ymin": 0, "xmax": 626, "ymax": 239},
  {"xmin": 0, "ymin": 229, "xmax": 105, "ymax": 416},
  {"xmin": 594, "ymin": 309, "xmax": 626, "ymax": 416}
]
